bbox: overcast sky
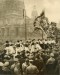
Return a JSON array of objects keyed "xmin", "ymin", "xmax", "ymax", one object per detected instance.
[{"xmin": 24, "ymin": 0, "xmax": 60, "ymax": 26}]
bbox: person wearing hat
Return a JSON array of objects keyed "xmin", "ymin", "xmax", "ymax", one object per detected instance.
[
  {"xmin": 30, "ymin": 39, "xmax": 36, "ymax": 53},
  {"xmin": 2, "ymin": 61, "xmax": 12, "ymax": 75},
  {"xmin": 3, "ymin": 54, "xmax": 11, "ymax": 62},
  {"xmin": 15, "ymin": 40, "xmax": 24, "ymax": 56},
  {"xmin": 8, "ymin": 43, "xmax": 15, "ymax": 55},
  {"xmin": 11, "ymin": 59, "xmax": 21, "ymax": 75},
  {"xmin": 22, "ymin": 58, "xmax": 30, "ymax": 75},
  {"xmin": 4, "ymin": 41, "xmax": 15, "ymax": 56},
  {"xmin": 4, "ymin": 41, "xmax": 9, "ymax": 47},
  {"xmin": 24, "ymin": 43, "xmax": 29, "ymax": 53},
  {"xmin": 0, "ymin": 62, "xmax": 4, "ymax": 74},
  {"xmin": 46, "ymin": 53, "xmax": 56, "ymax": 75},
  {"xmin": 33, "ymin": 57, "xmax": 44, "ymax": 75},
  {"xmin": 25, "ymin": 51, "xmax": 30, "ymax": 58},
  {"xmin": 29, "ymin": 52, "xmax": 35, "ymax": 60},
  {"xmin": 4, "ymin": 42, "xmax": 10, "ymax": 55},
  {"xmin": 15, "ymin": 45, "xmax": 20, "ymax": 56},
  {"xmin": 15, "ymin": 40, "xmax": 20, "ymax": 46},
  {"xmin": 35, "ymin": 41, "xmax": 42, "ymax": 50},
  {"xmin": 26, "ymin": 59, "xmax": 39, "ymax": 75}
]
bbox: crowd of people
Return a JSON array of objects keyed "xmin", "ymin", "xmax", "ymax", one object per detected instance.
[{"xmin": 0, "ymin": 39, "xmax": 60, "ymax": 75}]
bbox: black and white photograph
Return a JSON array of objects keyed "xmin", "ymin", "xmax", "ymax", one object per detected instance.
[{"xmin": 0, "ymin": 0, "xmax": 60, "ymax": 75}]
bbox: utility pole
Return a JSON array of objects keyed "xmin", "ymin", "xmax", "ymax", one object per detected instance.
[{"xmin": 23, "ymin": 9, "xmax": 27, "ymax": 41}]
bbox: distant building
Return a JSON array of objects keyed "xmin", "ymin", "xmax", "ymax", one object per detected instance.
[
  {"xmin": 0, "ymin": 0, "xmax": 47, "ymax": 42},
  {"xmin": 0, "ymin": 0, "xmax": 28, "ymax": 41},
  {"xmin": 31, "ymin": 5, "xmax": 38, "ymax": 20}
]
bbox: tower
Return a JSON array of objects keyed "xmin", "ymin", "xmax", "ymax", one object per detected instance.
[{"xmin": 31, "ymin": 5, "xmax": 38, "ymax": 20}]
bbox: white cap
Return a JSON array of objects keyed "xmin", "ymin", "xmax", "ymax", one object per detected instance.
[
  {"xmin": 50, "ymin": 53, "xmax": 54, "ymax": 57},
  {"xmin": 0, "ymin": 62, "xmax": 4, "ymax": 66},
  {"xmin": 4, "ymin": 62, "xmax": 9, "ymax": 66},
  {"xmin": 29, "ymin": 59, "xmax": 33, "ymax": 62},
  {"xmin": 14, "ymin": 58, "xmax": 18, "ymax": 62}
]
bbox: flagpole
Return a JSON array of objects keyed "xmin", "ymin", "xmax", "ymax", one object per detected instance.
[
  {"xmin": 23, "ymin": 9, "xmax": 27, "ymax": 41},
  {"xmin": 25, "ymin": 10, "xmax": 27, "ymax": 41}
]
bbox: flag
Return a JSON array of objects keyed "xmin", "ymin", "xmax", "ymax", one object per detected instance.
[{"xmin": 40, "ymin": 10, "xmax": 45, "ymax": 17}]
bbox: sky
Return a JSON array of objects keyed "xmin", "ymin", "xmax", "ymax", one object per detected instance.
[{"xmin": 24, "ymin": 0, "xmax": 60, "ymax": 27}]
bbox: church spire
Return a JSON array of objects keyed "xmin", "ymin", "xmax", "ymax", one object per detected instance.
[{"xmin": 31, "ymin": 5, "xmax": 38, "ymax": 20}]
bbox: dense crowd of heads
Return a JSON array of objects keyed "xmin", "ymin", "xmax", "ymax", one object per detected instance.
[{"xmin": 0, "ymin": 39, "xmax": 60, "ymax": 75}]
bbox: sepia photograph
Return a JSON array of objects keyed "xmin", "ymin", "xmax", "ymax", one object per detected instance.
[{"xmin": 0, "ymin": 0, "xmax": 60, "ymax": 75}]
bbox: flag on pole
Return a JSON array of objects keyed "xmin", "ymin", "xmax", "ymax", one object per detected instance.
[{"xmin": 40, "ymin": 10, "xmax": 45, "ymax": 17}]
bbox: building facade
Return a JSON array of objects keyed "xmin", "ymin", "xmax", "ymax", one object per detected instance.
[
  {"xmin": 0, "ymin": 0, "xmax": 26, "ymax": 41},
  {"xmin": 0, "ymin": 0, "xmax": 46, "ymax": 42}
]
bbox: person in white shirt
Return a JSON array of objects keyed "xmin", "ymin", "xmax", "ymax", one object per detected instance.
[{"xmin": 8, "ymin": 43, "xmax": 15, "ymax": 55}]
